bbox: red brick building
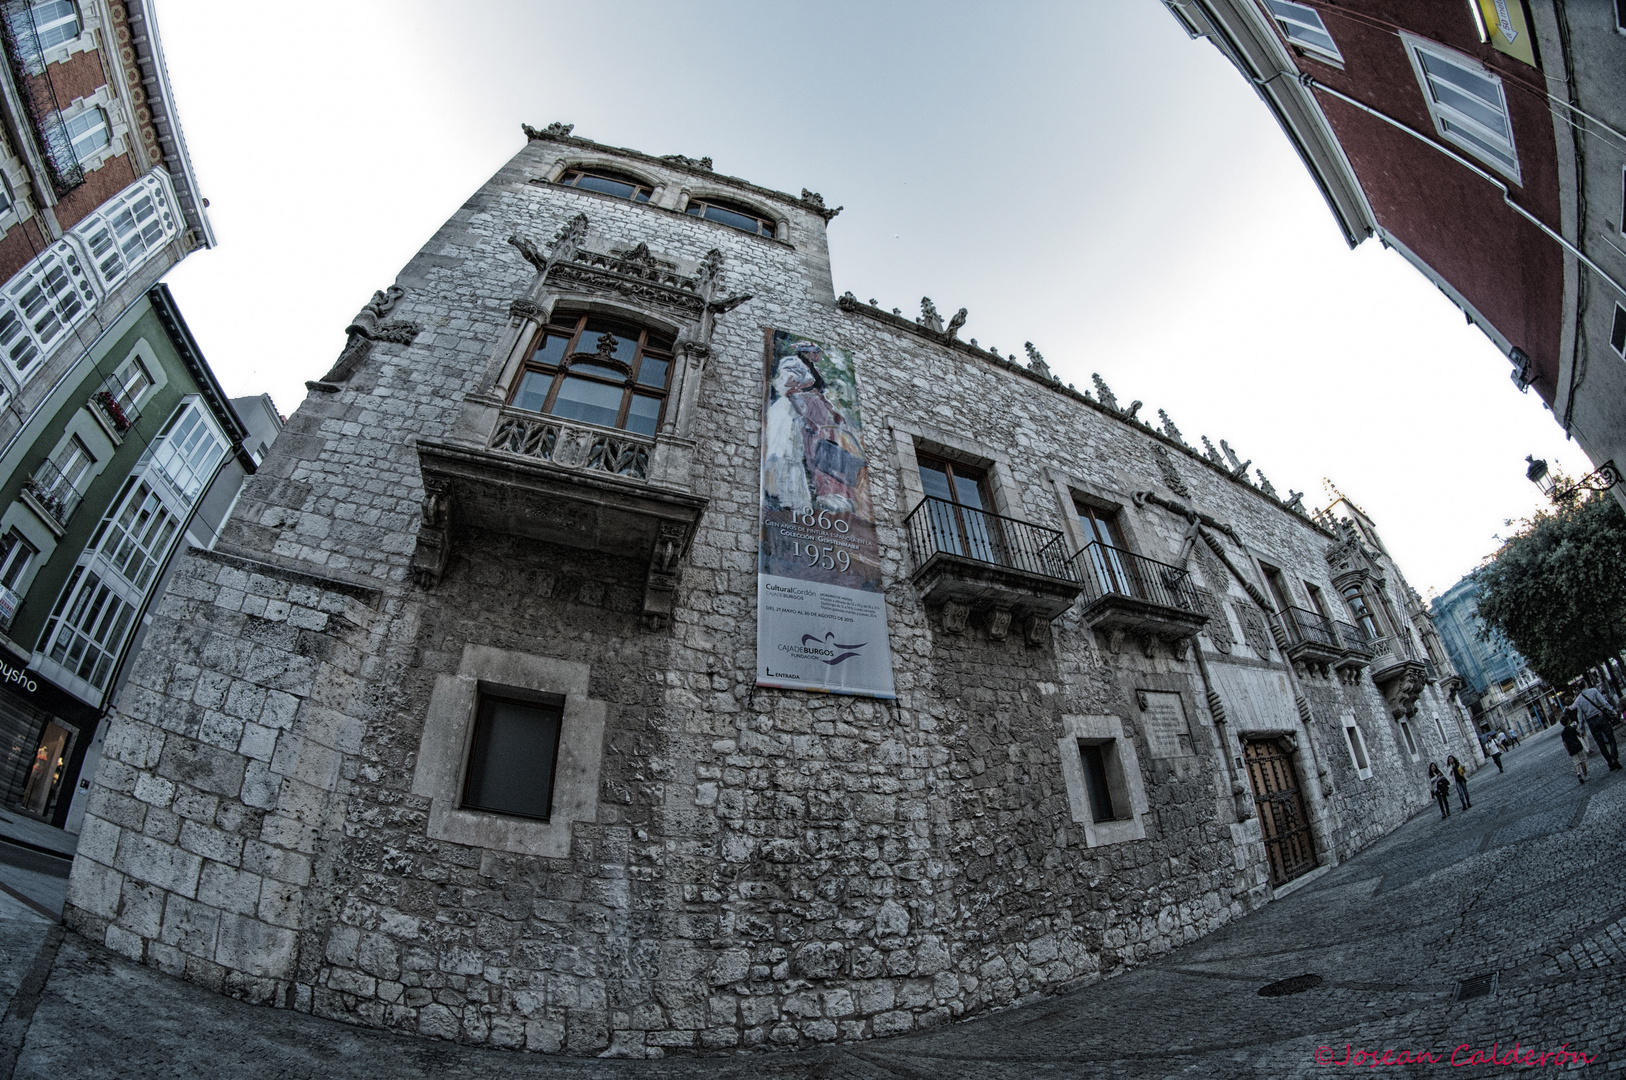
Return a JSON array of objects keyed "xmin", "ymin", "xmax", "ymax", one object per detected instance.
[{"xmin": 1168, "ymin": 1, "xmax": 1626, "ymax": 504}]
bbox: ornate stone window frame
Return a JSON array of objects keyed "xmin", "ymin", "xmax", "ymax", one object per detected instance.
[
  {"xmin": 410, "ymin": 644, "xmax": 605, "ymax": 858},
  {"xmin": 1045, "ymin": 468, "xmax": 1153, "ymax": 561},
  {"xmin": 675, "ymin": 186, "xmax": 789, "ymax": 244},
  {"xmin": 544, "ymin": 157, "xmax": 669, "ymax": 206},
  {"xmin": 1057, "ymin": 713, "xmax": 1149, "ymax": 847}
]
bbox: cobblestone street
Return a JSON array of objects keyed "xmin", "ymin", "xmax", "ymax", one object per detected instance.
[{"xmin": 0, "ymin": 725, "xmax": 1619, "ymax": 1079}]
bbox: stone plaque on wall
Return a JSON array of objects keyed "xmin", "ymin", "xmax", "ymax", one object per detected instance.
[{"xmin": 1140, "ymin": 690, "xmax": 1193, "ymax": 758}]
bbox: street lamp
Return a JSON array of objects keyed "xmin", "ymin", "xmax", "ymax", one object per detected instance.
[{"xmin": 1525, "ymin": 455, "xmax": 1620, "ymax": 502}]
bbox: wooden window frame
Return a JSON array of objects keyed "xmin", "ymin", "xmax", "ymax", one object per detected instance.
[
  {"xmin": 557, "ymin": 167, "xmax": 654, "ymax": 204},
  {"xmin": 684, "ymin": 196, "xmax": 777, "ymax": 238},
  {"xmin": 506, "ymin": 313, "xmax": 675, "ymax": 435}
]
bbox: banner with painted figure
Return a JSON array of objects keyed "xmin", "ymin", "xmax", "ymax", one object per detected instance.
[{"xmin": 756, "ymin": 329, "xmax": 896, "ymax": 698}]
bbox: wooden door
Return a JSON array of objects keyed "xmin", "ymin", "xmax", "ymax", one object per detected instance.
[{"xmin": 1243, "ymin": 737, "xmax": 1318, "ymax": 886}]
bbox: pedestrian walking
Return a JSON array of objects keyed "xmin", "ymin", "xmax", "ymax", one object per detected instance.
[
  {"xmin": 1484, "ymin": 737, "xmax": 1504, "ymax": 773},
  {"xmin": 1574, "ymin": 683, "xmax": 1623, "ymax": 771},
  {"xmin": 1428, "ymin": 762, "xmax": 1451, "ymax": 818},
  {"xmin": 1561, "ymin": 717, "xmax": 1589, "ymax": 784},
  {"xmin": 1447, "ymin": 754, "xmax": 1470, "ymax": 810}
]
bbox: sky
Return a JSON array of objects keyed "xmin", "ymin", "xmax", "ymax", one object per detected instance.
[{"xmin": 153, "ymin": 0, "xmax": 1594, "ymax": 598}]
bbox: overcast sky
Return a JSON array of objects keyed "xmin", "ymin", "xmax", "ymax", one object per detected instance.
[{"xmin": 154, "ymin": 0, "xmax": 1593, "ymax": 597}]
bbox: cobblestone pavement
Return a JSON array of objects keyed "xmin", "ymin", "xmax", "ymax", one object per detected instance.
[{"xmin": 1, "ymin": 726, "xmax": 1621, "ymax": 1079}]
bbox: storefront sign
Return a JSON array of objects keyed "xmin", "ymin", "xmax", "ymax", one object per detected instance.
[
  {"xmin": 0, "ymin": 654, "xmax": 38, "ymax": 694},
  {"xmin": 756, "ymin": 329, "xmax": 896, "ymax": 699}
]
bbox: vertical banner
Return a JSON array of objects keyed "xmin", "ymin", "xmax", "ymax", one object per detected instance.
[{"xmin": 756, "ymin": 330, "xmax": 896, "ymax": 698}]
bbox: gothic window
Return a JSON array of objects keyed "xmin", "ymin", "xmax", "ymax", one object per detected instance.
[
  {"xmin": 462, "ymin": 688, "xmax": 564, "ymax": 821},
  {"xmin": 685, "ymin": 196, "xmax": 777, "ymax": 238},
  {"xmin": 1342, "ymin": 584, "xmax": 1380, "ymax": 642},
  {"xmin": 557, "ymin": 167, "xmax": 652, "ymax": 203},
  {"xmin": 509, "ymin": 313, "xmax": 674, "ymax": 436},
  {"xmin": 1263, "ymin": 0, "xmax": 1341, "ymax": 61},
  {"xmin": 1404, "ymin": 34, "xmax": 1518, "ymax": 180}
]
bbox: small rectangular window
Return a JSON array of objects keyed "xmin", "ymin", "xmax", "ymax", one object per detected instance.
[
  {"xmin": 1346, "ymin": 725, "xmax": 1372, "ymax": 777},
  {"xmin": 1399, "ymin": 721, "xmax": 1418, "ymax": 758},
  {"xmin": 1611, "ymin": 303, "xmax": 1626, "ymax": 359},
  {"xmin": 1263, "ymin": 0, "xmax": 1342, "ymax": 61},
  {"xmin": 1617, "ymin": 0, "xmax": 1625, "ymax": 33},
  {"xmin": 1405, "ymin": 36, "xmax": 1519, "ymax": 181},
  {"xmin": 462, "ymin": 689, "xmax": 564, "ymax": 821},
  {"xmin": 1079, "ymin": 742, "xmax": 1116, "ymax": 823}
]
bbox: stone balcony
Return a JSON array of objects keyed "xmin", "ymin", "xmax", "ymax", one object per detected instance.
[
  {"xmin": 414, "ymin": 403, "xmax": 706, "ymax": 627},
  {"xmin": 1280, "ymin": 605, "xmax": 1344, "ymax": 674},
  {"xmin": 1332, "ymin": 618, "xmax": 1373, "ymax": 680},
  {"xmin": 1368, "ymin": 635, "xmax": 1429, "ymax": 717},
  {"xmin": 903, "ymin": 496, "xmax": 1082, "ymax": 643},
  {"xmin": 1073, "ymin": 542, "xmax": 1208, "ymax": 657}
]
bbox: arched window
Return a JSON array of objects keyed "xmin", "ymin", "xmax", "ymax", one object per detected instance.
[
  {"xmin": 685, "ymin": 196, "xmax": 776, "ymax": 238},
  {"xmin": 508, "ymin": 313, "xmax": 673, "ymax": 436},
  {"xmin": 557, "ymin": 167, "xmax": 652, "ymax": 204}
]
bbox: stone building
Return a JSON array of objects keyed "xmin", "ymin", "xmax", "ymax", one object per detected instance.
[{"xmin": 62, "ymin": 125, "xmax": 1475, "ymax": 1056}]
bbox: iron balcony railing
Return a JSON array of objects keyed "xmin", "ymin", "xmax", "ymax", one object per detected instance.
[
  {"xmin": 904, "ymin": 496, "xmax": 1076, "ymax": 581},
  {"xmin": 23, "ymin": 457, "xmax": 81, "ymax": 526},
  {"xmin": 1282, "ymin": 605, "xmax": 1339, "ymax": 650},
  {"xmin": 89, "ymin": 374, "xmax": 141, "ymax": 436},
  {"xmin": 1334, "ymin": 619, "xmax": 1373, "ymax": 656},
  {"xmin": 1072, "ymin": 541, "xmax": 1202, "ymax": 613}
]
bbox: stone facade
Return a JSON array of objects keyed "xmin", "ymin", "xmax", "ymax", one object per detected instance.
[{"xmin": 61, "ymin": 127, "xmax": 1478, "ymax": 1056}]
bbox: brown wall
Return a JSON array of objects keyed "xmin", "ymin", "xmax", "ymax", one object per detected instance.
[
  {"xmin": 0, "ymin": 216, "xmax": 51, "ymax": 283},
  {"xmin": 53, "ymin": 151, "xmax": 136, "ymax": 231},
  {"xmin": 1288, "ymin": 4, "xmax": 1566, "ymax": 401}
]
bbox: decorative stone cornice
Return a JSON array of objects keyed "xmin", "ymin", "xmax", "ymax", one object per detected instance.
[{"xmin": 835, "ymin": 290, "xmax": 1334, "ymax": 536}]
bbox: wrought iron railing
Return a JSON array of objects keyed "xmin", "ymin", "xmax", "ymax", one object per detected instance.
[
  {"xmin": 1072, "ymin": 542, "xmax": 1202, "ymax": 613},
  {"xmin": 1282, "ymin": 605, "xmax": 1339, "ymax": 649},
  {"xmin": 1334, "ymin": 619, "xmax": 1372, "ymax": 656},
  {"xmin": 23, "ymin": 457, "xmax": 81, "ymax": 526},
  {"xmin": 0, "ymin": 0, "xmax": 85, "ymax": 193},
  {"xmin": 487, "ymin": 407, "xmax": 653, "ymax": 480},
  {"xmin": 904, "ymin": 496, "xmax": 1076, "ymax": 580},
  {"xmin": 89, "ymin": 374, "xmax": 141, "ymax": 435},
  {"xmin": 0, "ymin": 583, "xmax": 18, "ymax": 630}
]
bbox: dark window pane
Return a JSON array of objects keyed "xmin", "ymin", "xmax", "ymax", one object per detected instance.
[
  {"xmin": 685, "ymin": 205, "xmax": 702, "ymax": 217},
  {"xmin": 1612, "ymin": 304, "xmax": 1626, "ymax": 356},
  {"xmin": 634, "ymin": 190, "xmax": 650, "ymax": 203},
  {"xmin": 514, "ymin": 370, "xmax": 554, "ymax": 413},
  {"xmin": 463, "ymin": 696, "xmax": 562, "ymax": 820},
  {"xmin": 645, "ymin": 331, "xmax": 674, "ymax": 351},
  {"xmin": 571, "ymin": 174, "xmax": 639, "ymax": 200},
  {"xmin": 581, "ymin": 318, "xmax": 640, "ymax": 363},
  {"xmin": 551, "ymin": 377, "xmax": 623, "ymax": 428},
  {"xmin": 701, "ymin": 204, "xmax": 765, "ymax": 235},
  {"xmin": 533, "ymin": 333, "xmax": 568, "ymax": 367},
  {"xmin": 1080, "ymin": 743, "xmax": 1116, "ymax": 823},
  {"xmin": 951, "ymin": 472, "xmax": 986, "ymax": 511},
  {"xmin": 625, "ymin": 394, "xmax": 661, "ymax": 435},
  {"xmin": 918, "ymin": 461, "xmax": 953, "ymax": 502},
  {"xmin": 566, "ymin": 361, "xmax": 624, "ymax": 380},
  {"xmin": 636, "ymin": 357, "xmax": 669, "ymax": 388}
]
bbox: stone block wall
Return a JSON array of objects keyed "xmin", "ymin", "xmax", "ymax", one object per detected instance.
[{"xmin": 63, "ymin": 129, "xmax": 1477, "ymax": 1056}]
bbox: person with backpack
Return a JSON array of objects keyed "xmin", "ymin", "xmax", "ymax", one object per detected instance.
[
  {"xmin": 1447, "ymin": 755, "xmax": 1470, "ymax": 810},
  {"xmin": 1427, "ymin": 762, "xmax": 1451, "ymax": 818},
  {"xmin": 1560, "ymin": 717, "xmax": 1589, "ymax": 784},
  {"xmin": 1573, "ymin": 682, "xmax": 1622, "ymax": 771},
  {"xmin": 1483, "ymin": 736, "xmax": 1504, "ymax": 773}
]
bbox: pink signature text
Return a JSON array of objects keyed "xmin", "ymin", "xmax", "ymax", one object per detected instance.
[{"xmin": 1313, "ymin": 1042, "xmax": 1598, "ymax": 1068}]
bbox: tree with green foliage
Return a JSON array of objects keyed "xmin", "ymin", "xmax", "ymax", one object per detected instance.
[{"xmin": 1474, "ymin": 492, "xmax": 1626, "ymax": 687}]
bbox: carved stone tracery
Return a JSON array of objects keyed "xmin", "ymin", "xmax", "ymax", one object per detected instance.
[{"xmin": 321, "ymin": 285, "xmax": 423, "ymax": 383}]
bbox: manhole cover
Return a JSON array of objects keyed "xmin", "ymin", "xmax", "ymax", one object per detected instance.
[
  {"xmin": 1454, "ymin": 972, "xmax": 1498, "ymax": 1002},
  {"xmin": 1258, "ymin": 973, "xmax": 1323, "ymax": 997}
]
